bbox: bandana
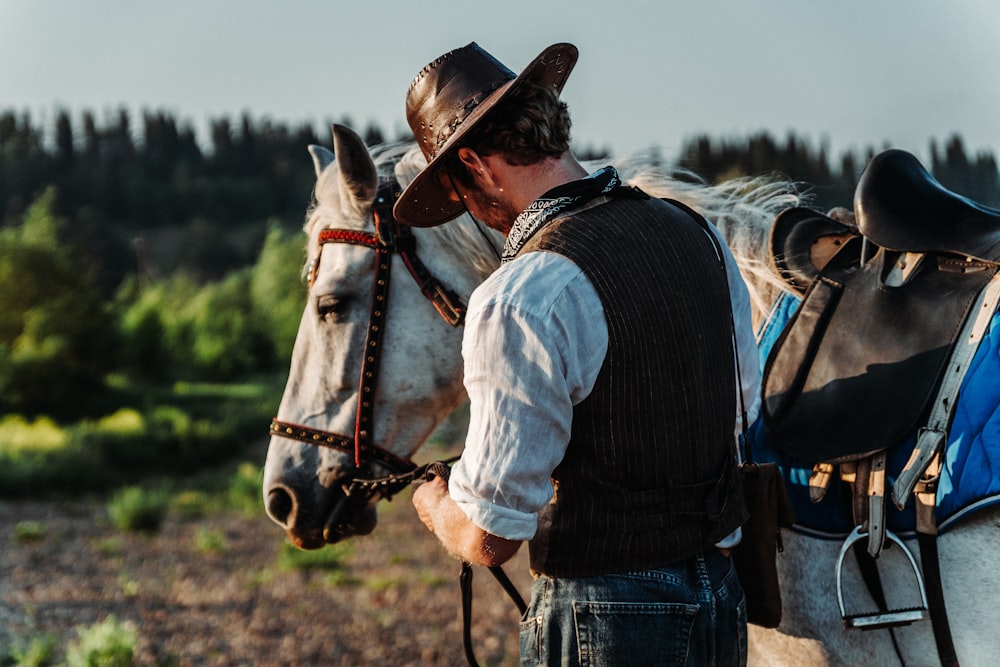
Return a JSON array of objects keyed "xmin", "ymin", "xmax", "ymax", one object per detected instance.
[{"xmin": 501, "ymin": 166, "xmax": 624, "ymax": 263}]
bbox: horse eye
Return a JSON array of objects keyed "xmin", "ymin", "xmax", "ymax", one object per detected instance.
[{"xmin": 316, "ymin": 294, "xmax": 348, "ymax": 322}]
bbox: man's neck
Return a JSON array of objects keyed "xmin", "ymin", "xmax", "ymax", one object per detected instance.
[
  {"xmin": 483, "ymin": 151, "xmax": 588, "ymax": 216},
  {"xmin": 514, "ymin": 153, "xmax": 589, "ymax": 208}
]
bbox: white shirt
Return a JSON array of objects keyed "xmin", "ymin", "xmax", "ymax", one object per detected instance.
[{"xmin": 449, "ymin": 218, "xmax": 761, "ymax": 542}]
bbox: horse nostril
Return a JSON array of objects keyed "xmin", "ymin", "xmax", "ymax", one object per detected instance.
[{"xmin": 266, "ymin": 487, "xmax": 295, "ymax": 527}]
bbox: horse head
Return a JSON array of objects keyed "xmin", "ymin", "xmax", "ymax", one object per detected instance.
[{"xmin": 262, "ymin": 124, "xmax": 502, "ymax": 548}]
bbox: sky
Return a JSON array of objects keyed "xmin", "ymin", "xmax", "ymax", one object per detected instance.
[{"xmin": 2, "ymin": 0, "xmax": 999, "ymax": 167}]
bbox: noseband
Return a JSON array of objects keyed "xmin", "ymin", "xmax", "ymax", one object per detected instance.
[{"xmin": 270, "ymin": 179, "xmax": 467, "ymax": 496}]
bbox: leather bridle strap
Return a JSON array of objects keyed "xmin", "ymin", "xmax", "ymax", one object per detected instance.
[
  {"xmin": 268, "ymin": 418, "xmax": 414, "ymax": 476},
  {"xmin": 396, "ymin": 234, "xmax": 466, "ymax": 327},
  {"xmin": 372, "ymin": 188, "xmax": 466, "ymax": 328},
  {"xmin": 304, "ymin": 221, "xmax": 396, "ymax": 470},
  {"xmin": 270, "ymin": 418, "xmax": 416, "ymax": 474}
]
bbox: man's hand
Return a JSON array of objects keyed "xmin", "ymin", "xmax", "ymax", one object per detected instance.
[
  {"xmin": 412, "ymin": 475, "xmax": 449, "ymax": 534},
  {"xmin": 411, "ymin": 474, "xmax": 522, "ymax": 567}
]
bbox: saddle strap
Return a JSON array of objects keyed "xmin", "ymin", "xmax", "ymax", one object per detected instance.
[
  {"xmin": 808, "ymin": 462, "xmax": 836, "ymax": 503},
  {"xmin": 867, "ymin": 451, "xmax": 888, "ymax": 558},
  {"xmin": 844, "ymin": 454, "xmax": 890, "ymax": 559},
  {"xmin": 892, "ymin": 270, "xmax": 1000, "ymax": 513}
]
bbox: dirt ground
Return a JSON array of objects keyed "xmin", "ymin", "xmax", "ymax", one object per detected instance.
[{"xmin": 0, "ymin": 487, "xmax": 533, "ymax": 666}]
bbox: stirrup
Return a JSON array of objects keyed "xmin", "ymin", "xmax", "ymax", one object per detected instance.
[{"xmin": 835, "ymin": 525, "xmax": 929, "ymax": 629}]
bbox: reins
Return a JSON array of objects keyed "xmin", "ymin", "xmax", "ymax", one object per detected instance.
[
  {"xmin": 421, "ymin": 461, "xmax": 528, "ymax": 666},
  {"xmin": 269, "ymin": 180, "xmax": 525, "ymax": 665}
]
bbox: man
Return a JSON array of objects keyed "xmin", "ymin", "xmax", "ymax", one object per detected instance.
[{"xmin": 395, "ymin": 42, "xmax": 758, "ymax": 666}]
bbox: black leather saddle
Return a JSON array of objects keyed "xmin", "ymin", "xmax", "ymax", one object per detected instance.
[
  {"xmin": 857, "ymin": 149, "xmax": 1000, "ymax": 262},
  {"xmin": 762, "ymin": 149, "xmax": 1000, "ymax": 463}
]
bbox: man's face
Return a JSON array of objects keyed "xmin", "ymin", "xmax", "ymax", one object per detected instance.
[{"xmin": 437, "ymin": 165, "xmax": 519, "ymax": 236}]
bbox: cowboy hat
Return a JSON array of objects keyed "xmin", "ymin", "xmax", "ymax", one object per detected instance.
[{"xmin": 393, "ymin": 42, "xmax": 578, "ymax": 227}]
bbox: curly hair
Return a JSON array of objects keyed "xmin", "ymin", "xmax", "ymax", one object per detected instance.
[{"xmin": 441, "ymin": 82, "xmax": 572, "ymax": 186}]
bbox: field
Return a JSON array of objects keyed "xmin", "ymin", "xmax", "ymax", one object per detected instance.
[{"xmin": 0, "ymin": 444, "xmax": 532, "ymax": 667}]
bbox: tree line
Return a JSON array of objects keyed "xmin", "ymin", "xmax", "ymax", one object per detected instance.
[
  {"xmin": 1, "ymin": 107, "xmax": 998, "ymax": 416},
  {"xmin": 679, "ymin": 131, "xmax": 1000, "ymax": 213},
  {"xmin": 2, "ymin": 107, "xmax": 998, "ymax": 290}
]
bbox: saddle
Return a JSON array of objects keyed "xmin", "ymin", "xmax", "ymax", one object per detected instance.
[
  {"xmin": 763, "ymin": 149, "xmax": 1000, "ymax": 464},
  {"xmin": 761, "ymin": 149, "xmax": 1000, "ymax": 630}
]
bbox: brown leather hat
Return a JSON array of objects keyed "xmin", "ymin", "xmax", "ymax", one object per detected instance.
[{"xmin": 393, "ymin": 42, "xmax": 578, "ymax": 227}]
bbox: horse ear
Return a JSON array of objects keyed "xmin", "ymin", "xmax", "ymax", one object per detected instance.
[
  {"xmin": 308, "ymin": 144, "xmax": 335, "ymax": 178},
  {"xmin": 331, "ymin": 124, "xmax": 378, "ymax": 214}
]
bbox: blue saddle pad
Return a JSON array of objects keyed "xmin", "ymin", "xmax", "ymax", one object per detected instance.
[{"xmin": 752, "ymin": 291, "xmax": 1000, "ymax": 537}]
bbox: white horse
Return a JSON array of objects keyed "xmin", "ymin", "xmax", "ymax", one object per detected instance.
[{"xmin": 263, "ymin": 124, "xmax": 1000, "ymax": 666}]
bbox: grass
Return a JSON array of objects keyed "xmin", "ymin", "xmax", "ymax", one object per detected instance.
[
  {"xmin": 1, "ymin": 633, "xmax": 59, "ymax": 667},
  {"xmin": 13, "ymin": 521, "xmax": 47, "ymax": 543},
  {"xmin": 274, "ymin": 541, "xmax": 366, "ymax": 587},
  {"xmin": 64, "ymin": 616, "xmax": 137, "ymax": 667},
  {"xmin": 92, "ymin": 536, "xmax": 124, "ymax": 557},
  {"xmin": 1, "ymin": 617, "xmax": 140, "ymax": 667},
  {"xmin": 169, "ymin": 490, "xmax": 213, "ymax": 520},
  {"xmin": 276, "ymin": 541, "xmax": 353, "ymax": 573},
  {"xmin": 97, "ymin": 458, "xmax": 266, "ymax": 537},
  {"xmin": 107, "ymin": 486, "xmax": 171, "ymax": 534},
  {"xmin": 193, "ymin": 527, "xmax": 227, "ymax": 554}
]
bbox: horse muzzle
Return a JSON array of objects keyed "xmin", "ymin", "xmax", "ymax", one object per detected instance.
[{"xmin": 265, "ymin": 480, "xmax": 377, "ymax": 548}]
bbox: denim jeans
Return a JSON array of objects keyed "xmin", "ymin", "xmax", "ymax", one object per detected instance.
[{"xmin": 518, "ymin": 549, "xmax": 747, "ymax": 666}]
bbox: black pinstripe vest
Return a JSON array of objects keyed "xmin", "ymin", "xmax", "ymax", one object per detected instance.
[{"xmin": 519, "ymin": 193, "xmax": 748, "ymax": 577}]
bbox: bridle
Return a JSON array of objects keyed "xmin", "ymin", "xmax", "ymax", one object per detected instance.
[{"xmin": 269, "ymin": 178, "xmax": 466, "ymax": 499}]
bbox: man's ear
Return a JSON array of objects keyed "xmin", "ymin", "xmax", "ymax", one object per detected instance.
[
  {"xmin": 457, "ymin": 147, "xmax": 486, "ymax": 175},
  {"xmin": 456, "ymin": 147, "xmax": 502, "ymax": 189}
]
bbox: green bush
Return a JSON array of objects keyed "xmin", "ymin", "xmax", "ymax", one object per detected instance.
[
  {"xmin": 107, "ymin": 486, "xmax": 170, "ymax": 533},
  {"xmin": 0, "ymin": 189, "xmax": 118, "ymax": 414},
  {"xmin": 116, "ymin": 270, "xmax": 276, "ymax": 382},
  {"xmin": 183, "ymin": 271, "xmax": 274, "ymax": 378},
  {"xmin": 64, "ymin": 616, "xmax": 137, "ymax": 667},
  {"xmin": 0, "ymin": 375, "xmax": 282, "ymax": 500},
  {"xmin": 114, "ymin": 275, "xmax": 198, "ymax": 381},
  {"xmin": 250, "ymin": 222, "xmax": 307, "ymax": 362},
  {"xmin": 0, "ymin": 415, "xmax": 67, "ymax": 453},
  {"xmin": 227, "ymin": 462, "xmax": 264, "ymax": 517}
]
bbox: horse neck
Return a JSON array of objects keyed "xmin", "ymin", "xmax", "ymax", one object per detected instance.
[{"xmin": 412, "ymin": 214, "xmax": 503, "ymax": 298}]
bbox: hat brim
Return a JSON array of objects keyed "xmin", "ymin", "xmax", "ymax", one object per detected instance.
[{"xmin": 394, "ymin": 43, "xmax": 579, "ymax": 227}]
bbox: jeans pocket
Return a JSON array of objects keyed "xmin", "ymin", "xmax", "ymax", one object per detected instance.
[{"xmin": 573, "ymin": 601, "xmax": 699, "ymax": 667}]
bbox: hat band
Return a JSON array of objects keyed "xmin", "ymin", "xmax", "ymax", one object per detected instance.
[{"xmin": 428, "ymin": 81, "xmax": 509, "ymax": 159}]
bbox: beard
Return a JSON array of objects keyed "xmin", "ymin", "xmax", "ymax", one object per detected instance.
[{"xmin": 459, "ymin": 179, "xmax": 521, "ymax": 235}]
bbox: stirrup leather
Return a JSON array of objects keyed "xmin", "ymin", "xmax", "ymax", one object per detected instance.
[{"xmin": 835, "ymin": 526, "xmax": 929, "ymax": 630}]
